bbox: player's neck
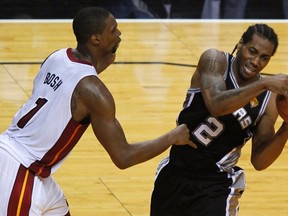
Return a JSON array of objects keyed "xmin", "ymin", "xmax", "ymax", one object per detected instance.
[{"xmin": 73, "ymin": 46, "xmax": 92, "ymax": 63}]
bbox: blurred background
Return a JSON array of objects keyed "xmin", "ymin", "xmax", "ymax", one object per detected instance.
[{"xmin": 0, "ymin": 0, "xmax": 287, "ymax": 19}]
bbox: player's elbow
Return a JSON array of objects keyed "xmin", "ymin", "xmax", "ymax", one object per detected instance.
[
  {"xmin": 113, "ymin": 159, "xmax": 130, "ymax": 169},
  {"xmin": 112, "ymin": 154, "xmax": 134, "ymax": 169},
  {"xmin": 204, "ymin": 99, "xmax": 223, "ymax": 117},
  {"xmin": 206, "ymin": 98, "xmax": 235, "ymax": 117},
  {"xmin": 116, "ymin": 164, "xmax": 129, "ymax": 170},
  {"xmin": 207, "ymin": 106, "xmax": 225, "ymax": 117},
  {"xmin": 110, "ymin": 147, "xmax": 141, "ymax": 169},
  {"xmin": 251, "ymin": 159, "xmax": 268, "ymax": 171},
  {"xmin": 252, "ymin": 164, "xmax": 266, "ymax": 171}
]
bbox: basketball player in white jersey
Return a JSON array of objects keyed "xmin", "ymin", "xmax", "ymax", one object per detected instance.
[{"xmin": 0, "ymin": 7, "xmax": 194, "ymax": 215}]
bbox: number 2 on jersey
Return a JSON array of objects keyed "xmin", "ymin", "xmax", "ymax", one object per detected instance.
[
  {"xmin": 17, "ymin": 98, "xmax": 48, "ymax": 128},
  {"xmin": 193, "ymin": 117, "xmax": 224, "ymax": 146}
]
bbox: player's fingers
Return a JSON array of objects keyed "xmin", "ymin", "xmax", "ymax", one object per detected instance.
[{"xmin": 187, "ymin": 141, "xmax": 197, "ymax": 149}]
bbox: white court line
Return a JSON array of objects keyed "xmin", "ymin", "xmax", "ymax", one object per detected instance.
[{"xmin": 0, "ymin": 19, "xmax": 288, "ymax": 23}]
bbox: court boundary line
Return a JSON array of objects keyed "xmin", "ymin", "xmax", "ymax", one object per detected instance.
[
  {"xmin": 0, "ymin": 61, "xmax": 197, "ymax": 68},
  {"xmin": 0, "ymin": 19, "xmax": 288, "ymax": 24}
]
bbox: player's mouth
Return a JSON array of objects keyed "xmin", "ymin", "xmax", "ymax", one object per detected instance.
[
  {"xmin": 244, "ymin": 64, "xmax": 258, "ymax": 74},
  {"xmin": 112, "ymin": 40, "xmax": 121, "ymax": 54}
]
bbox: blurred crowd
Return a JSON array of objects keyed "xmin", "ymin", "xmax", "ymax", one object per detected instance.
[{"xmin": 0, "ymin": 0, "xmax": 287, "ymax": 19}]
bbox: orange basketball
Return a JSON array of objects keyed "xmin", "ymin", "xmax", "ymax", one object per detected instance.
[{"xmin": 276, "ymin": 94, "xmax": 288, "ymax": 123}]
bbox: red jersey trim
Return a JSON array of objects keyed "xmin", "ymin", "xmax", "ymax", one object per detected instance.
[
  {"xmin": 66, "ymin": 48, "xmax": 92, "ymax": 65},
  {"xmin": 28, "ymin": 118, "xmax": 89, "ymax": 178},
  {"xmin": 8, "ymin": 165, "xmax": 34, "ymax": 216}
]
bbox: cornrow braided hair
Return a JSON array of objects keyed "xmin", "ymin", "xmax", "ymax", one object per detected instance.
[{"xmin": 231, "ymin": 23, "xmax": 278, "ymax": 56}]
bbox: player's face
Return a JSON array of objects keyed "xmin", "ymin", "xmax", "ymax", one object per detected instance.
[
  {"xmin": 100, "ymin": 14, "xmax": 121, "ymax": 55},
  {"xmin": 236, "ymin": 33, "xmax": 275, "ymax": 81},
  {"xmin": 90, "ymin": 14, "xmax": 121, "ymax": 73}
]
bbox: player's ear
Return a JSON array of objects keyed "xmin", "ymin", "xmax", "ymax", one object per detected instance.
[
  {"xmin": 236, "ymin": 38, "xmax": 243, "ymax": 51},
  {"xmin": 90, "ymin": 34, "xmax": 101, "ymax": 45}
]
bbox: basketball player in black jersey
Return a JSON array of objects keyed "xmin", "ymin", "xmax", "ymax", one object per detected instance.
[{"xmin": 150, "ymin": 24, "xmax": 288, "ymax": 216}]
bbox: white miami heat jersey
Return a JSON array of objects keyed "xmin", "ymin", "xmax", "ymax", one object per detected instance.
[{"xmin": 0, "ymin": 48, "xmax": 96, "ymax": 177}]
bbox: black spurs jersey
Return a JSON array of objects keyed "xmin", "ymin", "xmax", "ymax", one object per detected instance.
[{"xmin": 170, "ymin": 52, "xmax": 271, "ymax": 173}]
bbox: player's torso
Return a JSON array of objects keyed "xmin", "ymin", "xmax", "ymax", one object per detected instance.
[
  {"xmin": 170, "ymin": 53, "xmax": 271, "ymax": 172},
  {"xmin": 2, "ymin": 48, "xmax": 96, "ymax": 173}
]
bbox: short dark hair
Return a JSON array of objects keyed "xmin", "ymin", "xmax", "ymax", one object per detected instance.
[
  {"xmin": 73, "ymin": 7, "xmax": 110, "ymax": 44},
  {"xmin": 232, "ymin": 23, "xmax": 279, "ymax": 56}
]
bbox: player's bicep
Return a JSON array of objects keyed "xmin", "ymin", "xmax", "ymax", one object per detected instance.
[
  {"xmin": 90, "ymin": 106, "xmax": 130, "ymax": 167},
  {"xmin": 198, "ymin": 49, "xmax": 227, "ymax": 97},
  {"xmin": 196, "ymin": 49, "xmax": 228, "ymax": 114},
  {"xmin": 82, "ymin": 79, "xmax": 129, "ymax": 165},
  {"xmin": 91, "ymin": 113, "xmax": 127, "ymax": 153}
]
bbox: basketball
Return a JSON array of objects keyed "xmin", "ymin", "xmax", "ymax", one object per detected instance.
[{"xmin": 276, "ymin": 94, "xmax": 288, "ymax": 122}]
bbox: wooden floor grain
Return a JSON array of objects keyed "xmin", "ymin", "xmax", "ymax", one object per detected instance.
[{"xmin": 1, "ymin": 19, "xmax": 288, "ymax": 215}]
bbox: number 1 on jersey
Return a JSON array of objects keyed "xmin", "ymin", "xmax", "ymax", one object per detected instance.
[{"xmin": 17, "ymin": 98, "xmax": 48, "ymax": 128}]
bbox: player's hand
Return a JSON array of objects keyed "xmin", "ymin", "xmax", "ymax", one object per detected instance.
[
  {"xmin": 173, "ymin": 124, "xmax": 197, "ymax": 149},
  {"xmin": 264, "ymin": 74, "xmax": 288, "ymax": 95}
]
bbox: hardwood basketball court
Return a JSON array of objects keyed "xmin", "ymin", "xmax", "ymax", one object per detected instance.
[{"xmin": 0, "ymin": 19, "xmax": 288, "ymax": 215}]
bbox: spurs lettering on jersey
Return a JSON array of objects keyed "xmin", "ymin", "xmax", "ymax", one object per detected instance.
[
  {"xmin": 44, "ymin": 72, "xmax": 63, "ymax": 91},
  {"xmin": 233, "ymin": 108, "xmax": 252, "ymax": 129}
]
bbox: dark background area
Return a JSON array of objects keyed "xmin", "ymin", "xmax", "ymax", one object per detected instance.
[{"xmin": 0, "ymin": 0, "xmax": 287, "ymax": 19}]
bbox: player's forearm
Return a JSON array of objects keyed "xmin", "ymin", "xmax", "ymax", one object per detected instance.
[
  {"xmin": 118, "ymin": 133, "xmax": 175, "ymax": 169},
  {"xmin": 206, "ymin": 80, "xmax": 266, "ymax": 116},
  {"xmin": 252, "ymin": 122, "xmax": 288, "ymax": 170}
]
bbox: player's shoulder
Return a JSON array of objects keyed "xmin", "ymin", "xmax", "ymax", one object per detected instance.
[
  {"xmin": 74, "ymin": 75, "xmax": 114, "ymax": 117},
  {"xmin": 77, "ymin": 75, "xmax": 104, "ymax": 91},
  {"xmin": 76, "ymin": 75, "xmax": 112, "ymax": 102},
  {"xmin": 198, "ymin": 48, "xmax": 227, "ymax": 67},
  {"xmin": 201, "ymin": 48, "xmax": 226, "ymax": 59}
]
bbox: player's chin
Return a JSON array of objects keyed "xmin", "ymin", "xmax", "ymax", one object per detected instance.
[{"xmin": 112, "ymin": 42, "xmax": 120, "ymax": 53}]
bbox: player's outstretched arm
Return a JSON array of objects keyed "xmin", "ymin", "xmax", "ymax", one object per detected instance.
[{"xmin": 76, "ymin": 76, "xmax": 194, "ymax": 169}]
